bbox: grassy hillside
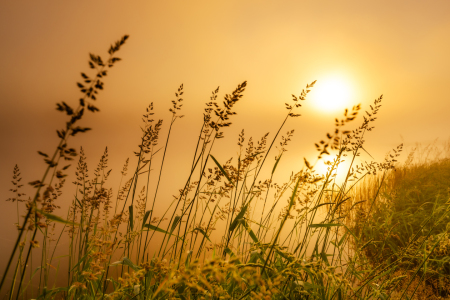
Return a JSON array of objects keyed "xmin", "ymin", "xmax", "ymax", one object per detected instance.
[{"xmin": 347, "ymin": 148, "xmax": 450, "ymax": 299}]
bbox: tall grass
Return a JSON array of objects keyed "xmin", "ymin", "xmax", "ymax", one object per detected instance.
[
  {"xmin": 2, "ymin": 36, "xmax": 449, "ymax": 300},
  {"xmin": 347, "ymin": 144, "xmax": 450, "ymax": 299}
]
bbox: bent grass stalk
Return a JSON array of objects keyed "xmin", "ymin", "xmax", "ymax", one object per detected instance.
[{"xmin": 1, "ymin": 35, "xmax": 130, "ymax": 297}]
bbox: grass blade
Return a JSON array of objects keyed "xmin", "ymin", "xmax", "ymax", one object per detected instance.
[
  {"xmin": 129, "ymin": 205, "xmax": 134, "ymax": 231},
  {"xmin": 272, "ymin": 153, "xmax": 283, "ymax": 175},
  {"xmin": 143, "ymin": 224, "xmax": 182, "ymax": 239},
  {"xmin": 142, "ymin": 210, "xmax": 152, "ymax": 229},
  {"xmin": 170, "ymin": 215, "xmax": 181, "ymax": 234},
  {"xmin": 242, "ymin": 220, "xmax": 259, "ymax": 244},
  {"xmin": 229, "ymin": 203, "xmax": 249, "ymax": 232},
  {"xmin": 192, "ymin": 227, "xmax": 211, "ymax": 242},
  {"xmin": 36, "ymin": 208, "xmax": 79, "ymax": 226},
  {"xmin": 210, "ymin": 154, "xmax": 234, "ymax": 185}
]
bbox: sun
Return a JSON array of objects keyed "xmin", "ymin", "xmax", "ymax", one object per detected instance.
[{"xmin": 310, "ymin": 76, "xmax": 353, "ymax": 112}]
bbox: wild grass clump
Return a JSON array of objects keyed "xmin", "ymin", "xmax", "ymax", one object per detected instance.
[
  {"xmin": 348, "ymin": 146, "xmax": 450, "ymax": 298},
  {"xmin": 2, "ymin": 36, "xmax": 448, "ymax": 299}
]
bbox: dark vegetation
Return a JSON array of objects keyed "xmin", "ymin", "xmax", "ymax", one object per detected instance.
[{"xmin": 2, "ymin": 35, "xmax": 450, "ymax": 299}]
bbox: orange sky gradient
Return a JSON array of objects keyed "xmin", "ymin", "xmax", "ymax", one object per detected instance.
[{"xmin": 1, "ymin": 0, "xmax": 450, "ymax": 267}]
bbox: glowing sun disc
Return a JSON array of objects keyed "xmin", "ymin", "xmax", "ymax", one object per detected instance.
[{"xmin": 311, "ymin": 77, "xmax": 353, "ymax": 112}]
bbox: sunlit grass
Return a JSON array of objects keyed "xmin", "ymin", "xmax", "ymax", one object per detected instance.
[
  {"xmin": 2, "ymin": 36, "xmax": 449, "ymax": 300},
  {"xmin": 347, "ymin": 146, "xmax": 450, "ymax": 299}
]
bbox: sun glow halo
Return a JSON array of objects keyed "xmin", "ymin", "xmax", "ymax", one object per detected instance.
[{"xmin": 310, "ymin": 77, "xmax": 353, "ymax": 112}]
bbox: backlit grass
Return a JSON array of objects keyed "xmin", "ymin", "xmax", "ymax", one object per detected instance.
[{"xmin": 2, "ymin": 35, "xmax": 449, "ymax": 300}]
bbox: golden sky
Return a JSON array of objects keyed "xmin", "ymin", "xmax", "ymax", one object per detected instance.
[{"xmin": 1, "ymin": 0, "xmax": 450, "ymax": 246}]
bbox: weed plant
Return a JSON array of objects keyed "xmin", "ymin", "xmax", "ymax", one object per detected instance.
[
  {"xmin": 2, "ymin": 36, "xmax": 449, "ymax": 300},
  {"xmin": 348, "ymin": 145, "xmax": 450, "ymax": 299}
]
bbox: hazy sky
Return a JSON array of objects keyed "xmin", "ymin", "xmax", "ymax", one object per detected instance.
[{"xmin": 1, "ymin": 0, "xmax": 450, "ymax": 248}]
